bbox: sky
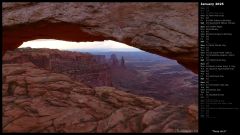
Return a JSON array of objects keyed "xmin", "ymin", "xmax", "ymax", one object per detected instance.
[{"xmin": 19, "ymin": 39, "xmax": 142, "ymax": 52}]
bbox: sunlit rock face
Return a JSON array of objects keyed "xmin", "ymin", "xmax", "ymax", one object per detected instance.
[{"xmin": 2, "ymin": 2, "xmax": 198, "ymax": 73}]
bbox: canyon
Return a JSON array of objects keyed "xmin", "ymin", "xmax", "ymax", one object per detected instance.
[
  {"xmin": 2, "ymin": 48, "xmax": 198, "ymax": 132},
  {"xmin": 3, "ymin": 48, "xmax": 197, "ymax": 105}
]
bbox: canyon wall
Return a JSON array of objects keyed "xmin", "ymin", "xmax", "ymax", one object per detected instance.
[
  {"xmin": 3, "ymin": 48, "xmax": 113, "ymax": 87},
  {"xmin": 2, "ymin": 2, "xmax": 198, "ymax": 73}
]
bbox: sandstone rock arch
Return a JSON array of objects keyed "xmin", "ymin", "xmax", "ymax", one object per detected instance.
[{"xmin": 2, "ymin": 2, "xmax": 198, "ymax": 74}]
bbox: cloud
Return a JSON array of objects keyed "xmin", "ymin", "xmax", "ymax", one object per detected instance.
[{"xmin": 19, "ymin": 39, "xmax": 141, "ymax": 52}]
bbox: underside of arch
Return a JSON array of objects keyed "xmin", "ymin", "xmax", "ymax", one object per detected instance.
[{"xmin": 3, "ymin": 21, "xmax": 198, "ymax": 74}]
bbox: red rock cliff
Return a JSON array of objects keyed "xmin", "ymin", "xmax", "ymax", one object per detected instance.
[{"xmin": 3, "ymin": 48, "xmax": 112, "ymax": 87}]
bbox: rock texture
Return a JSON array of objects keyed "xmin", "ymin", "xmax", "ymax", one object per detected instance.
[
  {"xmin": 2, "ymin": 2, "xmax": 198, "ymax": 73},
  {"xmin": 2, "ymin": 62, "xmax": 198, "ymax": 133},
  {"xmin": 3, "ymin": 48, "xmax": 112, "ymax": 87}
]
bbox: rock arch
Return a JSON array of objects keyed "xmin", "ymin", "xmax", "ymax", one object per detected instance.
[{"xmin": 2, "ymin": 2, "xmax": 198, "ymax": 74}]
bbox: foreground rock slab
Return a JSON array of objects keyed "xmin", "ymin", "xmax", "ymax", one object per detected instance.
[{"xmin": 2, "ymin": 63, "xmax": 198, "ymax": 133}]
